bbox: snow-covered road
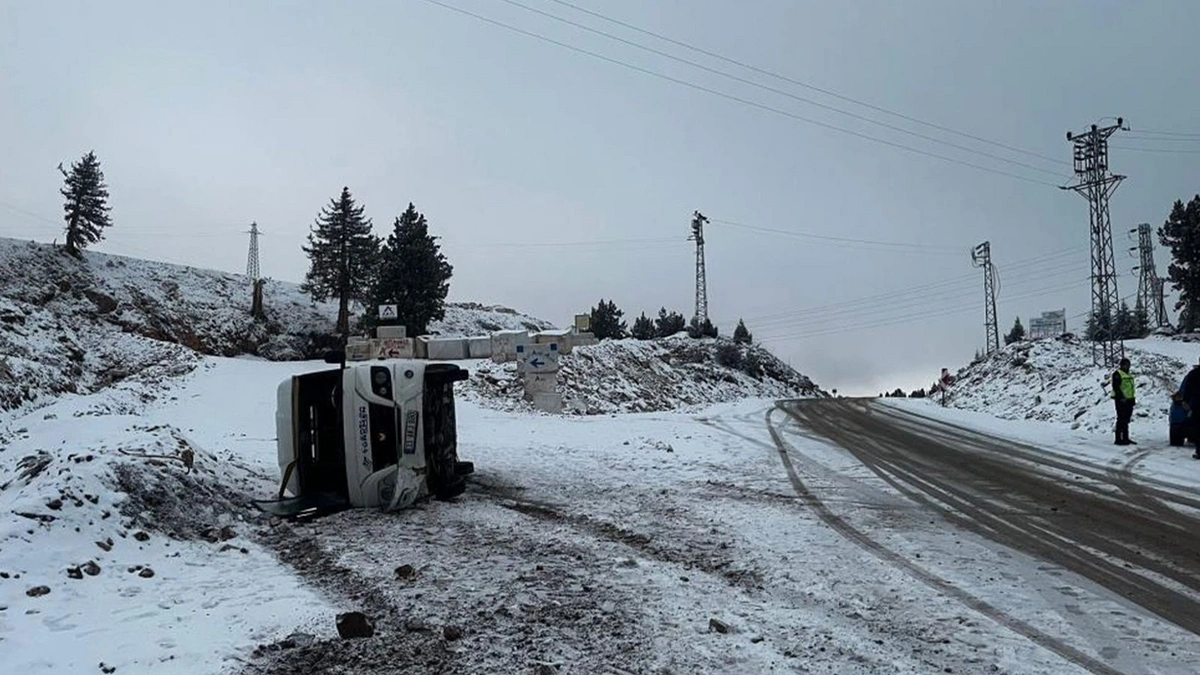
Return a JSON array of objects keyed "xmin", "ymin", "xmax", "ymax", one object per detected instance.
[{"xmin": 783, "ymin": 398, "xmax": 1200, "ymax": 675}]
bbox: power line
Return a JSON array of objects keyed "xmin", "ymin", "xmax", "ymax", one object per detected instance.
[
  {"xmin": 742, "ymin": 262, "xmax": 1087, "ymax": 337},
  {"xmin": 1110, "ymin": 146, "xmax": 1200, "ymax": 155},
  {"xmin": 1122, "ymin": 134, "xmax": 1200, "ymax": 143},
  {"xmin": 750, "ymin": 262, "xmax": 1089, "ymax": 333},
  {"xmin": 417, "ymin": 0, "xmax": 1062, "ymax": 188},
  {"xmin": 709, "ymin": 218, "xmax": 964, "ymax": 254},
  {"xmin": 494, "ymin": 0, "xmax": 1067, "ymax": 178},
  {"xmin": 1127, "ymin": 129, "xmax": 1200, "ymax": 138},
  {"xmin": 761, "ymin": 283, "xmax": 1083, "ymax": 343},
  {"xmin": 734, "ymin": 247, "xmax": 1082, "ymax": 325},
  {"xmin": 449, "ymin": 236, "xmax": 682, "ymax": 249},
  {"xmin": 0, "ymin": 201, "xmax": 60, "ymax": 229},
  {"xmin": 759, "ymin": 281, "xmax": 1084, "ymax": 342},
  {"xmin": 542, "ymin": 0, "xmax": 1068, "ymax": 168}
]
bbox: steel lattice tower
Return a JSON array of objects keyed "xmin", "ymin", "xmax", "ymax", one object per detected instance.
[
  {"xmin": 1133, "ymin": 223, "xmax": 1169, "ymax": 328},
  {"xmin": 689, "ymin": 211, "xmax": 709, "ymax": 325},
  {"xmin": 971, "ymin": 241, "xmax": 1000, "ymax": 354},
  {"xmin": 246, "ymin": 222, "xmax": 261, "ymax": 281},
  {"xmin": 1063, "ymin": 119, "xmax": 1126, "ymax": 367},
  {"xmin": 246, "ymin": 222, "xmax": 265, "ymax": 320}
]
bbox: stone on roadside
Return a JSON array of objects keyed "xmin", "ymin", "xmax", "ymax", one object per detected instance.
[{"xmin": 336, "ymin": 612, "xmax": 375, "ymax": 639}]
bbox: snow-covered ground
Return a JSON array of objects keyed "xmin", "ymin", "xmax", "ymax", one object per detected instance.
[
  {"xmin": 465, "ymin": 335, "xmax": 823, "ymax": 415},
  {"xmin": 0, "ymin": 237, "xmax": 554, "ymax": 417},
  {"xmin": 940, "ymin": 334, "xmax": 1199, "ymax": 436},
  {"xmin": 0, "ymin": 357, "xmax": 335, "ymax": 674},
  {"xmin": 6, "ymin": 352, "xmax": 1198, "ymax": 673}
]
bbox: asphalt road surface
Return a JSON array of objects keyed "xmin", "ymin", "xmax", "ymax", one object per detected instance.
[{"xmin": 779, "ymin": 398, "xmax": 1200, "ymax": 665}]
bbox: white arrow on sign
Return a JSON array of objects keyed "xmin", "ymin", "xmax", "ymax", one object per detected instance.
[{"xmin": 379, "ymin": 304, "xmax": 398, "ymax": 319}]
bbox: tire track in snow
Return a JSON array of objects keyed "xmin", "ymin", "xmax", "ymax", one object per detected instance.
[
  {"xmin": 847, "ymin": 403, "xmax": 1200, "ymax": 606},
  {"xmin": 879, "ymin": 404, "xmax": 1200, "ymax": 513},
  {"xmin": 764, "ymin": 403, "xmax": 1123, "ymax": 675}
]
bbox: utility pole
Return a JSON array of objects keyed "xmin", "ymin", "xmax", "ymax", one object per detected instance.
[
  {"xmin": 1131, "ymin": 223, "xmax": 1169, "ymax": 329},
  {"xmin": 689, "ymin": 211, "xmax": 709, "ymax": 327},
  {"xmin": 971, "ymin": 241, "xmax": 999, "ymax": 354},
  {"xmin": 1063, "ymin": 118, "xmax": 1127, "ymax": 367},
  {"xmin": 246, "ymin": 222, "xmax": 265, "ymax": 321}
]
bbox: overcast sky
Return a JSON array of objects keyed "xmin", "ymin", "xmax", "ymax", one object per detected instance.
[{"xmin": 2, "ymin": 0, "xmax": 1198, "ymax": 394}]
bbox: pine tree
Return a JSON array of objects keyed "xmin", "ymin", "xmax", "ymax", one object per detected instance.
[
  {"xmin": 1159, "ymin": 195, "xmax": 1200, "ymax": 331},
  {"xmin": 590, "ymin": 299, "xmax": 627, "ymax": 340},
  {"xmin": 688, "ymin": 316, "xmax": 718, "ymax": 339},
  {"xmin": 1004, "ymin": 317, "xmax": 1025, "ymax": 345},
  {"xmin": 1113, "ymin": 301, "xmax": 1135, "ymax": 340},
  {"xmin": 59, "ymin": 151, "xmax": 112, "ymax": 257},
  {"xmin": 301, "ymin": 187, "xmax": 380, "ymax": 335},
  {"xmin": 655, "ymin": 308, "xmax": 687, "ymax": 337},
  {"xmin": 371, "ymin": 203, "xmax": 453, "ymax": 336},
  {"xmin": 1086, "ymin": 305, "xmax": 1114, "ymax": 342},
  {"xmin": 1132, "ymin": 302, "xmax": 1151, "ymax": 339},
  {"xmin": 630, "ymin": 312, "xmax": 656, "ymax": 340},
  {"xmin": 733, "ymin": 319, "xmax": 753, "ymax": 344}
]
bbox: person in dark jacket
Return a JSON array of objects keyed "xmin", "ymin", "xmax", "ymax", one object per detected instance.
[
  {"xmin": 1112, "ymin": 357, "xmax": 1136, "ymax": 446},
  {"xmin": 1179, "ymin": 359, "xmax": 1200, "ymax": 459}
]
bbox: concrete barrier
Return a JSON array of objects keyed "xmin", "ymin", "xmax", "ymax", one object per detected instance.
[
  {"xmin": 572, "ymin": 333, "xmax": 599, "ymax": 349},
  {"xmin": 466, "ymin": 336, "xmax": 492, "ymax": 359},
  {"xmin": 534, "ymin": 329, "xmax": 575, "ymax": 354},
  {"xmin": 372, "ymin": 338, "xmax": 414, "ymax": 360},
  {"xmin": 490, "ymin": 330, "xmax": 530, "ymax": 363},
  {"xmin": 426, "ymin": 336, "xmax": 468, "ymax": 361},
  {"xmin": 346, "ymin": 338, "xmax": 372, "ymax": 362}
]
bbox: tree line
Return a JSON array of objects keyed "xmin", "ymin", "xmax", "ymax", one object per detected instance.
[
  {"xmin": 301, "ymin": 187, "xmax": 452, "ymax": 336},
  {"xmin": 40, "ymin": 154, "xmax": 454, "ymax": 337},
  {"xmin": 588, "ymin": 298, "xmax": 754, "ymax": 344}
]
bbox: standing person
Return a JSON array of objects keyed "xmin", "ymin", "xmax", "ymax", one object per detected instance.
[
  {"xmin": 1179, "ymin": 358, "xmax": 1200, "ymax": 459},
  {"xmin": 1112, "ymin": 357, "xmax": 1136, "ymax": 446}
]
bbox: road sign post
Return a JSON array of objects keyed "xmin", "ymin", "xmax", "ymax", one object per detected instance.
[
  {"xmin": 516, "ymin": 343, "xmax": 562, "ymax": 413},
  {"xmin": 939, "ymin": 368, "xmax": 954, "ymax": 407}
]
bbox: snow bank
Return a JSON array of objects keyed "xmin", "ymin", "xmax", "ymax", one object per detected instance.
[
  {"xmin": 0, "ymin": 359, "xmax": 330, "ymax": 674},
  {"xmin": 430, "ymin": 302, "xmax": 554, "ymax": 336},
  {"xmin": 464, "ymin": 335, "xmax": 824, "ymax": 414},
  {"xmin": 940, "ymin": 334, "xmax": 1199, "ymax": 434}
]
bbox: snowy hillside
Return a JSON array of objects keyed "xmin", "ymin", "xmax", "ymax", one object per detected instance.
[
  {"xmin": 465, "ymin": 336, "xmax": 824, "ymax": 415},
  {"xmin": 939, "ymin": 334, "xmax": 1198, "ymax": 435},
  {"xmin": 431, "ymin": 302, "xmax": 554, "ymax": 336},
  {"xmin": 0, "ymin": 238, "xmax": 551, "ymax": 414}
]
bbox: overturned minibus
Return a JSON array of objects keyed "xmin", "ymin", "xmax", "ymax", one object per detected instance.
[{"xmin": 258, "ymin": 357, "xmax": 473, "ymax": 519}]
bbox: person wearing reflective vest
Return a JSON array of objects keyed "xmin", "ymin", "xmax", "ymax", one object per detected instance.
[{"xmin": 1111, "ymin": 357, "xmax": 1136, "ymax": 446}]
